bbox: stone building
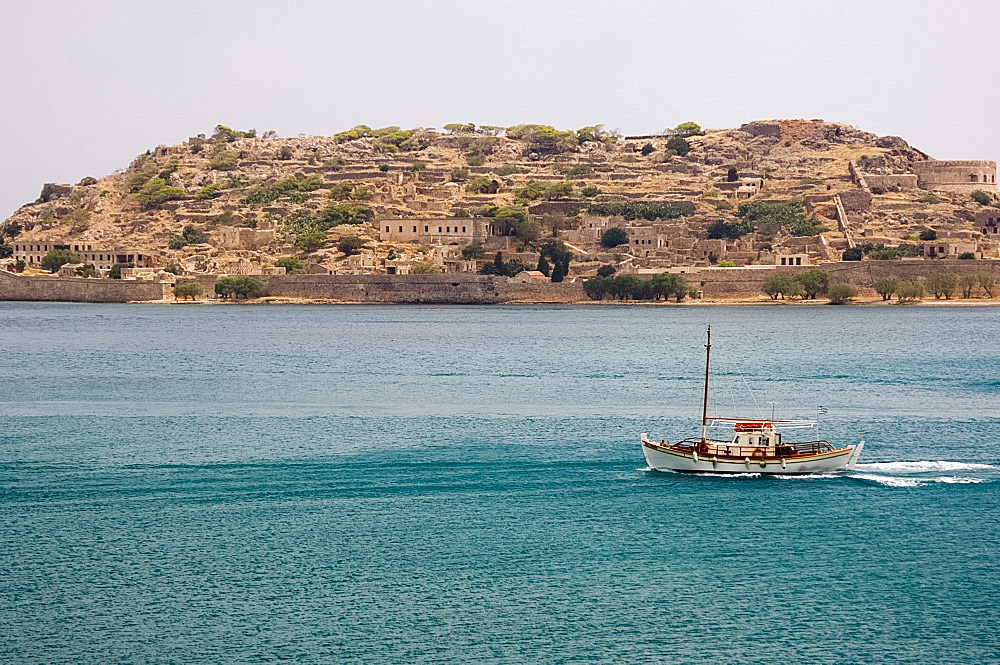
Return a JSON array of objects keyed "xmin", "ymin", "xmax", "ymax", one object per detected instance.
[
  {"xmin": 924, "ymin": 239, "xmax": 980, "ymax": 259},
  {"xmin": 378, "ymin": 217, "xmax": 492, "ymax": 245},
  {"xmin": 212, "ymin": 226, "xmax": 276, "ymax": 250},
  {"xmin": 913, "ymin": 160, "xmax": 997, "ymax": 193},
  {"xmin": 976, "ymin": 210, "xmax": 1000, "ymax": 237},
  {"xmin": 13, "ymin": 240, "xmax": 154, "ymax": 269}
]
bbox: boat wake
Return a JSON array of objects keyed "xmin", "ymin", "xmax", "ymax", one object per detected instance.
[{"xmin": 850, "ymin": 461, "xmax": 999, "ymax": 487}]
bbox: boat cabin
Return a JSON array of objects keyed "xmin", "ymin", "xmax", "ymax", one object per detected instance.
[{"xmin": 731, "ymin": 421, "xmax": 781, "ymax": 448}]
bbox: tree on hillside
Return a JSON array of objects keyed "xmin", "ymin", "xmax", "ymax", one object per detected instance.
[
  {"xmin": 601, "ymin": 227, "xmax": 628, "ymax": 248},
  {"xmin": 338, "ymin": 236, "xmax": 366, "ymax": 256},
  {"xmin": 173, "ymin": 283, "xmax": 203, "ymax": 300},
  {"xmin": 41, "ymin": 249, "xmax": 80, "ymax": 273},
  {"xmin": 274, "ymin": 256, "xmax": 307, "ymax": 274},
  {"xmin": 762, "ymin": 273, "xmax": 802, "ymax": 300},
  {"xmin": 666, "ymin": 136, "xmax": 690, "ymax": 156},
  {"xmin": 596, "ymin": 264, "xmax": 617, "ymax": 278},
  {"xmin": 536, "ymin": 255, "xmax": 551, "ymax": 277}
]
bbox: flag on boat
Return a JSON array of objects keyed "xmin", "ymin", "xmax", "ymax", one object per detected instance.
[{"xmin": 817, "ymin": 406, "xmax": 828, "ymax": 415}]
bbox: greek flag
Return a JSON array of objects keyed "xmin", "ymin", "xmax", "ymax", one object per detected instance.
[{"xmin": 817, "ymin": 406, "xmax": 828, "ymax": 415}]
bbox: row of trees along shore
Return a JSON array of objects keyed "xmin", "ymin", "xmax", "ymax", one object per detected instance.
[
  {"xmin": 584, "ymin": 273, "xmax": 694, "ymax": 301},
  {"xmin": 762, "ymin": 269, "xmax": 996, "ymax": 303}
]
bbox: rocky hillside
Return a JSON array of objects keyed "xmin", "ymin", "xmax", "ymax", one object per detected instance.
[{"xmin": 1, "ymin": 120, "xmax": 996, "ymax": 276}]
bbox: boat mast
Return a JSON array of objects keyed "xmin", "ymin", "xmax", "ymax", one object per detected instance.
[{"xmin": 700, "ymin": 325, "xmax": 711, "ymax": 444}]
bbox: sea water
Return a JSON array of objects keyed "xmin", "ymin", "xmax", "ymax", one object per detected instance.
[{"xmin": 1, "ymin": 302, "xmax": 998, "ymax": 663}]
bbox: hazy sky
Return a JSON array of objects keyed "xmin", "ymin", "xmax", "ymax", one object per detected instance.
[{"xmin": 2, "ymin": 0, "xmax": 998, "ymax": 218}]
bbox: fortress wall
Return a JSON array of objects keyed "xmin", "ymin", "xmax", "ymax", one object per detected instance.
[
  {"xmin": 913, "ymin": 160, "xmax": 997, "ymax": 193},
  {"xmin": 864, "ymin": 174, "xmax": 919, "ymax": 192},
  {"xmin": 0, "ymin": 270, "xmax": 168, "ymax": 302},
  {"xmin": 692, "ymin": 261, "xmax": 1000, "ymax": 297}
]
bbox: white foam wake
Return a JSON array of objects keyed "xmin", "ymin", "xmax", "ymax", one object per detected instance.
[{"xmin": 855, "ymin": 461, "xmax": 998, "ymax": 473}]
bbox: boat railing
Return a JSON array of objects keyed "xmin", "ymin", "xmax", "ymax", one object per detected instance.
[{"xmin": 665, "ymin": 437, "xmax": 836, "ymax": 458}]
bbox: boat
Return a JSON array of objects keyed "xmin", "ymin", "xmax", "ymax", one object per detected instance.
[{"xmin": 641, "ymin": 326, "xmax": 864, "ymax": 475}]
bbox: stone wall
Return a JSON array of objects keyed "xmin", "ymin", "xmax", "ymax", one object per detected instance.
[
  {"xmin": 864, "ymin": 174, "xmax": 919, "ymax": 193},
  {"xmin": 0, "ymin": 270, "xmax": 168, "ymax": 302}
]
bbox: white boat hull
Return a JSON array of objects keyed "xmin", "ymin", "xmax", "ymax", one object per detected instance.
[{"xmin": 642, "ymin": 439, "xmax": 864, "ymax": 475}]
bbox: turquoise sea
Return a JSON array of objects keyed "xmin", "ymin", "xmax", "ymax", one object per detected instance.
[{"xmin": 1, "ymin": 302, "xmax": 999, "ymax": 663}]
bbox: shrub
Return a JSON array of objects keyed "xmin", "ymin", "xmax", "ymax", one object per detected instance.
[
  {"xmin": 495, "ymin": 164, "xmax": 519, "ymax": 176},
  {"xmin": 461, "ymin": 243, "xmax": 485, "ymax": 260},
  {"xmin": 215, "ymin": 275, "xmax": 263, "ymax": 299},
  {"xmin": 466, "ymin": 154, "xmax": 484, "ymax": 167},
  {"xmin": 918, "ymin": 194, "xmax": 940, "ymax": 204},
  {"xmin": 727, "ymin": 168, "xmax": 739, "ymax": 182},
  {"xmin": 466, "ymin": 177, "xmax": 495, "ymax": 194},
  {"xmin": 208, "ymin": 149, "xmax": 238, "ymax": 170},
  {"xmin": 74, "ymin": 264, "xmax": 97, "ymax": 278},
  {"xmin": 717, "ymin": 260, "xmax": 736, "ymax": 267},
  {"xmin": 449, "ymin": 167, "xmax": 469, "ymax": 182},
  {"xmin": 0, "ymin": 242, "xmax": 12, "ymax": 258},
  {"xmin": 827, "ymin": 283, "xmax": 857, "ymax": 304},
  {"xmin": 108, "ymin": 263, "xmax": 128, "ymax": 279},
  {"xmin": 41, "ymin": 249, "xmax": 80, "ymax": 273},
  {"xmin": 274, "ymin": 256, "xmax": 307, "ymax": 274},
  {"xmin": 737, "ymin": 199, "xmax": 824, "ymax": 237},
  {"xmin": 958, "ymin": 252, "xmax": 976, "ymax": 260},
  {"xmin": 971, "ymin": 190, "xmax": 991, "ymax": 206},
  {"xmin": 168, "ymin": 225, "xmax": 206, "ymax": 250},
  {"xmin": 505, "ymin": 124, "xmax": 579, "ymax": 154},
  {"xmin": 581, "ymin": 186, "xmax": 601, "ymax": 198},
  {"xmin": 295, "ymin": 231, "xmax": 328, "ymax": 251},
  {"xmin": 338, "ymin": 235, "xmax": 365, "ymax": 256},
  {"xmin": 536, "ymin": 255, "xmax": 551, "ymax": 276},
  {"xmin": 707, "ymin": 219, "xmax": 754, "ymax": 239},
  {"xmin": 566, "ymin": 164, "xmax": 593, "ymax": 178},
  {"xmin": 173, "ymin": 283, "xmax": 203, "ymax": 300},
  {"xmin": 918, "ymin": 229, "xmax": 937, "ymax": 241},
  {"xmin": 545, "ymin": 182, "xmax": 574, "ymax": 200},
  {"xmin": 896, "ymin": 280, "xmax": 923, "ymax": 303},
  {"xmin": 596, "ymin": 264, "xmax": 616, "ymax": 278},
  {"xmin": 601, "ymin": 227, "xmax": 628, "ymax": 248},
  {"xmin": 666, "ymin": 136, "xmax": 690, "ymax": 156},
  {"xmin": 411, "ymin": 262, "xmax": 441, "ymax": 274},
  {"xmin": 761, "ymin": 273, "xmax": 803, "ymax": 300},
  {"xmin": 873, "ymin": 278, "xmax": 898, "ymax": 301},
  {"xmin": 795, "ymin": 269, "xmax": 830, "ymax": 299},
  {"xmin": 410, "ymin": 161, "xmax": 427, "ymax": 172},
  {"xmin": 512, "ymin": 217, "xmax": 541, "ymax": 244},
  {"xmin": 479, "ymin": 252, "xmax": 534, "ymax": 277},
  {"xmin": 716, "ymin": 200, "xmax": 733, "ymax": 211},
  {"xmin": 641, "ymin": 143, "xmax": 655, "ymax": 156},
  {"xmin": 196, "ymin": 184, "xmax": 222, "ymax": 200},
  {"xmin": 588, "ymin": 201, "xmax": 693, "ymax": 221},
  {"xmin": 134, "ymin": 178, "xmax": 185, "ymax": 206},
  {"xmin": 925, "ymin": 272, "xmax": 957, "ymax": 299},
  {"xmin": 842, "ymin": 247, "xmax": 863, "ymax": 261}
]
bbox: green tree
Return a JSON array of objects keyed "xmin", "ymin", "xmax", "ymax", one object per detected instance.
[
  {"xmin": 918, "ymin": 229, "xmax": 937, "ymax": 241},
  {"xmin": 925, "ymin": 273, "xmax": 957, "ymax": 299},
  {"xmin": 0, "ymin": 242, "xmax": 12, "ymax": 258},
  {"xmin": 14, "ymin": 259, "xmax": 25, "ymax": 272},
  {"xmin": 583, "ymin": 276, "xmax": 609, "ymax": 300},
  {"xmin": 706, "ymin": 220, "xmax": 754, "ymax": 239},
  {"xmin": 74, "ymin": 264, "xmax": 97, "ymax": 277},
  {"xmin": 173, "ymin": 282, "xmax": 203, "ymax": 300},
  {"xmin": 461, "ymin": 243, "xmax": 485, "ymax": 260},
  {"xmin": 215, "ymin": 275, "xmax": 263, "ymax": 299},
  {"xmin": 495, "ymin": 164, "xmax": 519, "ymax": 176},
  {"xmin": 512, "ymin": 217, "xmax": 541, "ymax": 244},
  {"xmin": 959, "ymin": 273, "xmax": 979, "ymax": 298},
  {"xmin": 295, "ymin": 231, "xmax": 328, "ymax": 251},
  {"xmin": 971, "ymin": 190, "xmax": 991, "ymax": 205},
  {"xmin": 410, "ymin": 161, "xmax": 427, "ymax": 172},
  {"xmin": 536, "ymin": 254, "xmax": 551, "ymax": 277},
  {"xmin": 545, "ymin": 182, "xmax": 574, "ymax": 199},
  {"xmin": 976, "ymin": 272, "xmax": 994, "ymax": 297},
  {"xmin": 581, "ymin": 186, "xmax": 600, "ymax": 198},
  {"xmin": 108, "ymin": 263, "xmax": 128, "ymax": 279},
  {"xmin": 135, "ymin": 178, "xmax": 185, "ymax": 207},
  {"xmin": 274, "ymin": 256, "xmax": 307, "ymax": 274},
  {"xmin": 873, "ymin": 278, "xmax": 898, "ymax": 301},
  {"xmin": 596, "ymin": 264, "xmax": 616, "ymax": 278},
  {"xmin": 958, "ymin": 252, "xmax": 976, "ymax": 260},
  {"xmin": 449, "ymin": 167, "xmax": 469, "ymax": 182},
  {"xmin": 761, "ymin": 273, "xmax": 802, "ymax": 300},
  {"xmin": 641, "ymin": 143, "xmax": 654, "ymax": 156},
  {"xmin": 338, "ymin": 235, "xmax": 365, "ymax": 256},
  {"xmin": 675, "ymin": 122, "xmax": 704, "ymax": 135},
  {"xmin": 41, "ymin": 249, "xmax": 80, "ymax": 273},
  {"xmin": 795, "ymin": 269, "xmax": 830, "ymax": 299},
  {"xmin": 466, "ymin": 177, "xmax": 495, "ymax": 194},
  {"xmin": 601, "ymin": 227, "xmax": 628, "ymax": 248},
  {"xmin": 727, "ymin": 167, "xmax": 739, "ymax": 182},
  {"xmin": 550, "ymin": 260, "xmax": 566, "ymax": 282},
  {"xmin": 842, "ymin": 247, "xmax": 863, "ymax": 261},
  {"xmin": 827, "ymin": 283, "xmax": 857, "ymax": 304},
  {"xmin": 896, "ymin": 280, "xmax": 923, "ymax": 303}
]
